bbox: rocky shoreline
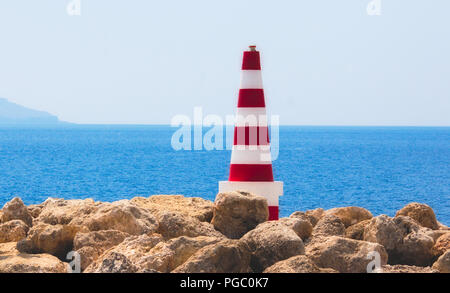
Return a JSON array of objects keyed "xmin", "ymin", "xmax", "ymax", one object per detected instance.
[{"xmin": 0, "ymin": 192, "xmax": 448, "ymax": 273}]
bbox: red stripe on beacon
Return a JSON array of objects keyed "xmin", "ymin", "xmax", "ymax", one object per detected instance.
[{"xmin": 219, "ymin": 45, "xmax": 283, "ymax": 221}]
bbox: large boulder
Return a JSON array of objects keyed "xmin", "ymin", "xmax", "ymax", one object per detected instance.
[
  {"xmin": 142, "ymin": 236, "xmax": 222, "ymax": 272},
  {"xmin": 71, "ymin": 201, "xmax": 158, "ymax": 235},
  {"xmin": 0, "ymin": 220, "xmax": 29, "ymax": 243},
  {"xmin": 325, "ymin": 207, "xmax": 373, "ymax": 227},
  {"xmin": 130, "ymin": 195, "xmax": 214, "ymax": 222},
  {"xmin": 306, "ymin": 236, "xmax": 388, "ymax": 273},
  {"xmin": 263, "ymin": 255, "xmax": 338, "ymax": 273},
  {"xmin": 240, "ymin": 221, "xmax": 305, "ymax": 272},
  {"xmin": 381, "ymin": 264, "xmax": 438, "ymax": 273},
  {"xmin": 345, "ymin": 219, "xmax": 371, "ymax": 240},
  {"xmin": 311, "ymin": 215, "xmax": 345, "ymax": 237},
  {"xmin": 432, "ymin": 250, "xmax": 450, "ymax": 273},
  {"xmin": 36, "ymin": 198, "xmax": 101, "ymax": 225},
  {"xmin": 84, "ymin": 251, "xmax": 138, "ymax": 273},
  {"xmin": 278, "ymin": 217, "xmax": 313, "ymax": 241},
  {"xmin": 0, "ymin": 242, "xmax": 67, "ymax": 273},
  {"xmin": 156, "ymin": 211, "xmax": 224, "ymax": 240},
  {"xmin": 0, "ymin": 253, "xmax": 68, "ymax": 273},
  {"xmin": 16, "ymin": 223, "xmax": 88, "ymax": 259},
  {"xmin": 85, "ymin": 234, "xmax": 163, "ymax": 272},
  {"xmin": 363, "ymin": 215, "xmax": 403, "ymax": 252},
  {"xmin": 291, "ymin": 208, "xmax": 324, "ymax": 227},
  {"xmin": 395, "ymin": 203, "xmax": 439, "ymax": 230},
  {"xmin": 172, "ymin": 240, "xmax": 251, "ymax": 273},
  {"xmin": 363, "ymin": 215, "xmax": 435, "ymax": 266},
  {"xmin": 432, "ymin": 233, "xmax": 450, "ymax": 258},
  {"xmin": 211, "ymin": 191, "xmax": 268, "ymax": 239},
  {"xmin": 73, "ymin": 230, "xmax": 130, "ymax": 271},
  {"xmin": 1, "ymin": 197, "xmax": 33, "ymax": 227}
]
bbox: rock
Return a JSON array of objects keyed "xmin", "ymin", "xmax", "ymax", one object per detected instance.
[
  {"xmin": 290, "ymin": 208, "xmax": 324, "ymax": 227},
  {"xmin": 363, "ymin": 215, "xmax": 403, "ymax": 252},
  {"xmin": 437, "ymin": 221, "xmax": 449, "ymax": 230},
  {"xmin": 27, "ymin": 205, "xmax": 43, "ymax": 219},
  {"xmin": 130, "ymin": 195, "xmax": 214, "ymax": 222},
  {"xmin": 396, "ymin": 228, "xmax": 434, "ymax": 266},
  {"xmin": 157, "ymin": 211, "xmax": 224, "ymax": 240},
  {"xmin": 0, "ymin": 220, "xmax": 29, "ymax": 243},
  {"xmin": 432, "ymin": 233, "xmax": 450, "ymax": 258},
  {"xmin": 211, "ymin": 191, "xmax": 268, "ymax": 239},
  {"xmin": 363, "ymin": 215, "xmax": 435, "ymax": 266},
  {"xmin": 240, "ymin": 221, "xmax": 305, "ymax": 272},
  {"xmin": 345, "ymin": 220, "xmax": 371, "ymax": 240},
  {"xmin": 85, "ymin": 234, "xmax": 164, "ymax": 272},
  {"xmin": 325, "ymin": 207, "xmax": 373, "ymax": 227},
  {"xmin": 381, "ymin": 264, "xmax": 438, "ymax": 273},
  {"xmin": 141, "ymin": 236, "xmax": 222, "ymax": 272},
  {"xmin": 306, "ymin": 236, "xmax": 388, "ymax": 273},
  {"xmin": 263, "ymin": 255, "xmax": 338, "ymax": 273},
  {"xmin": 278, "ymin": 217, "xmax": 313, "ymax": 240},
  {"xmin": 16, "ymin": 223, "xmax": 88, "ymax": 259},
  {"xmin": 172, "ymin": 240, "xmax": 251, "ymax": 273},
  {"xmin": 0, "ymin": 242, "xmax": 20, "ymax": 255},
  {"xmin": 1, "ymin": 197, "xmax": 33, "ymax": 227},
  {"xmin": 36, "ymin": 198, "xmax": 101, "ymax": 225},
  {"xmin": 0, "ymin": 242, "xmax": 67, "ymax": 273},
  {"xmin": 71, "ymin": 202, "xmax": 158, "ymax": 235},
  {"xmin": 432, "ymin": 250, "xmax": 450, "ymax": 273},
  {"xmin": 312, "ymin": 215, "xmax": 345, "ymax": 237},
  {"xmin": 84, "ymin": 251, "xmax": 138, "ymax": 273},
  {"xmin": 73, "ymin": 230, "xmax": 130, "ymax": 271},
  {"xmin": 0, "ymin": 253, "xmax": 68, "ymax": 273},
  {"xmin": 396, "ymin": 202, "xmax": 439, "ymax": 230}
]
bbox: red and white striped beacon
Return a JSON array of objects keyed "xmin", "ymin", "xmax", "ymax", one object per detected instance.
[{"xmin": 219, "ymin": 45, "xmax": 283, "ymax": 220}]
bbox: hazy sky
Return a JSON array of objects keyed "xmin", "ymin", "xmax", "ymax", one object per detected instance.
[{"xmin": 0, "ymin": 0, "xmax": 449, "ymax": 125}]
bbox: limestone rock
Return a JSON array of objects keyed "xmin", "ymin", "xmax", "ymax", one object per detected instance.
[
  {"xmin": 156, "ymin": 211, "xmax": 224, "ymax": 240},
  {"xmin": 395, "ymin": 202, "xmax": 439, "ymax": 230},
  {"xmin": 84, "ymin": 251, "xmax": 138, "ymax": 273},
  {"xmin": 0, "ymin": 220, "xmax": 29, "ymax": 243},
  {"xmin": 290, "ymin": 208, "xmax": 324, "ymax": 227},
  {"xmin": 141, "ymin": 236, "xmax": 222, "ymax": 272},
  {"xmin": 73, "ymin": 230, "xmax": 130, "ymax": 271},
  {"xmin": 0, "ymin": 253, "xmax": 68, "ymax": 273},
  {"xmin": 263, "ymin": 255, "xmax": 338, "ymax": 273},
  {"xmin": 363, "ymin": 215, "xmax": 435, "ymax": 266},
  {"xmin": 172, "ymin": 240, "xmax": 251, "ymax": 273},
  {"xmin": 381, "ymin": 264, "xmax": 438, "ymax": 273},
  {"xmin": 36, "ymin": 198, "xmax": 101, "ymax": 225},
  {"xmin": 85, "ymin": 234, "xmax": 164, "ymax": 272},
  {"xmin": 130, "ymin": 195, "xmax": 214, "ymax": 222},
  {"xmin": 306, "ymin": 236, "xmax": 388, "ymax": 273},
  {"xmin": 71, "ymin": 202, "xmax": 158, "ymax": 235},
  {"xmin": 363, "ymin": 215, "xmax": 403, "ymax": 252},
  {"xmin": 432, "ymin": 233, "xmax": 450, "ymax": 258},
  {"xmin": 0, "ymin": 242, "xmax": 20, "ymax": 255},
  {"xmin": 312, "ymin": 215, "xmax": 345, "ymax": 237},
  {"xmin": 345, "ymin": 219, "xmax": 371, "ymax": 240},
  {"xmin": 432, "ymin": 250, "xmax": 450, "ymax": 273},
  {"xmin": 325, "ymin": 207, "xmax": 373, "ymax": 227},
  {"xmin": 16, "ymin": 223, "xmax": 87, "ymax": 258},
  {"xmin": 240, "ymin": 221, "xmax": 305, "ymax": 272},
  {"xmin": 211, "ymin": 191, "xmax": 268, "ymax": 239},
  {"xmin": 1, "ymin": 197, "xmax": 33, "ymax": 227},
  {"xmin": 278, "ymin": 217, "xmax": 313, "ymax": 240}
]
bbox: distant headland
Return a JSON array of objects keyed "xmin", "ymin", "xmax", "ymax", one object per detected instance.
[{"xmin": 0, "ymin": 98, "xmax": 68, "ymax": 125}]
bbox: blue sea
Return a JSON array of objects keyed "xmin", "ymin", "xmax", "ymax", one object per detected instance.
[{"xmin": 0, "ymin": 125, "xmax": 449, "ymax": 225}]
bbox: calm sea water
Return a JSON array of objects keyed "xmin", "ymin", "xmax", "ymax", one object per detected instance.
[{"xmin": 0, "ymin": 125, "xmax": 449, "ymax": 225}]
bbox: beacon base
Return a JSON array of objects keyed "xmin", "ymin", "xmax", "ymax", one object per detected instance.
[{"xmin": 218, "ymin": 181, "xmax": 283, "ymax": 206}]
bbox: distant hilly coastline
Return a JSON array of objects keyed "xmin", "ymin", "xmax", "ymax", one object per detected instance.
[{"xmin": 0, "ymin": 98, "xmax": 69, "ymax": 125}]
